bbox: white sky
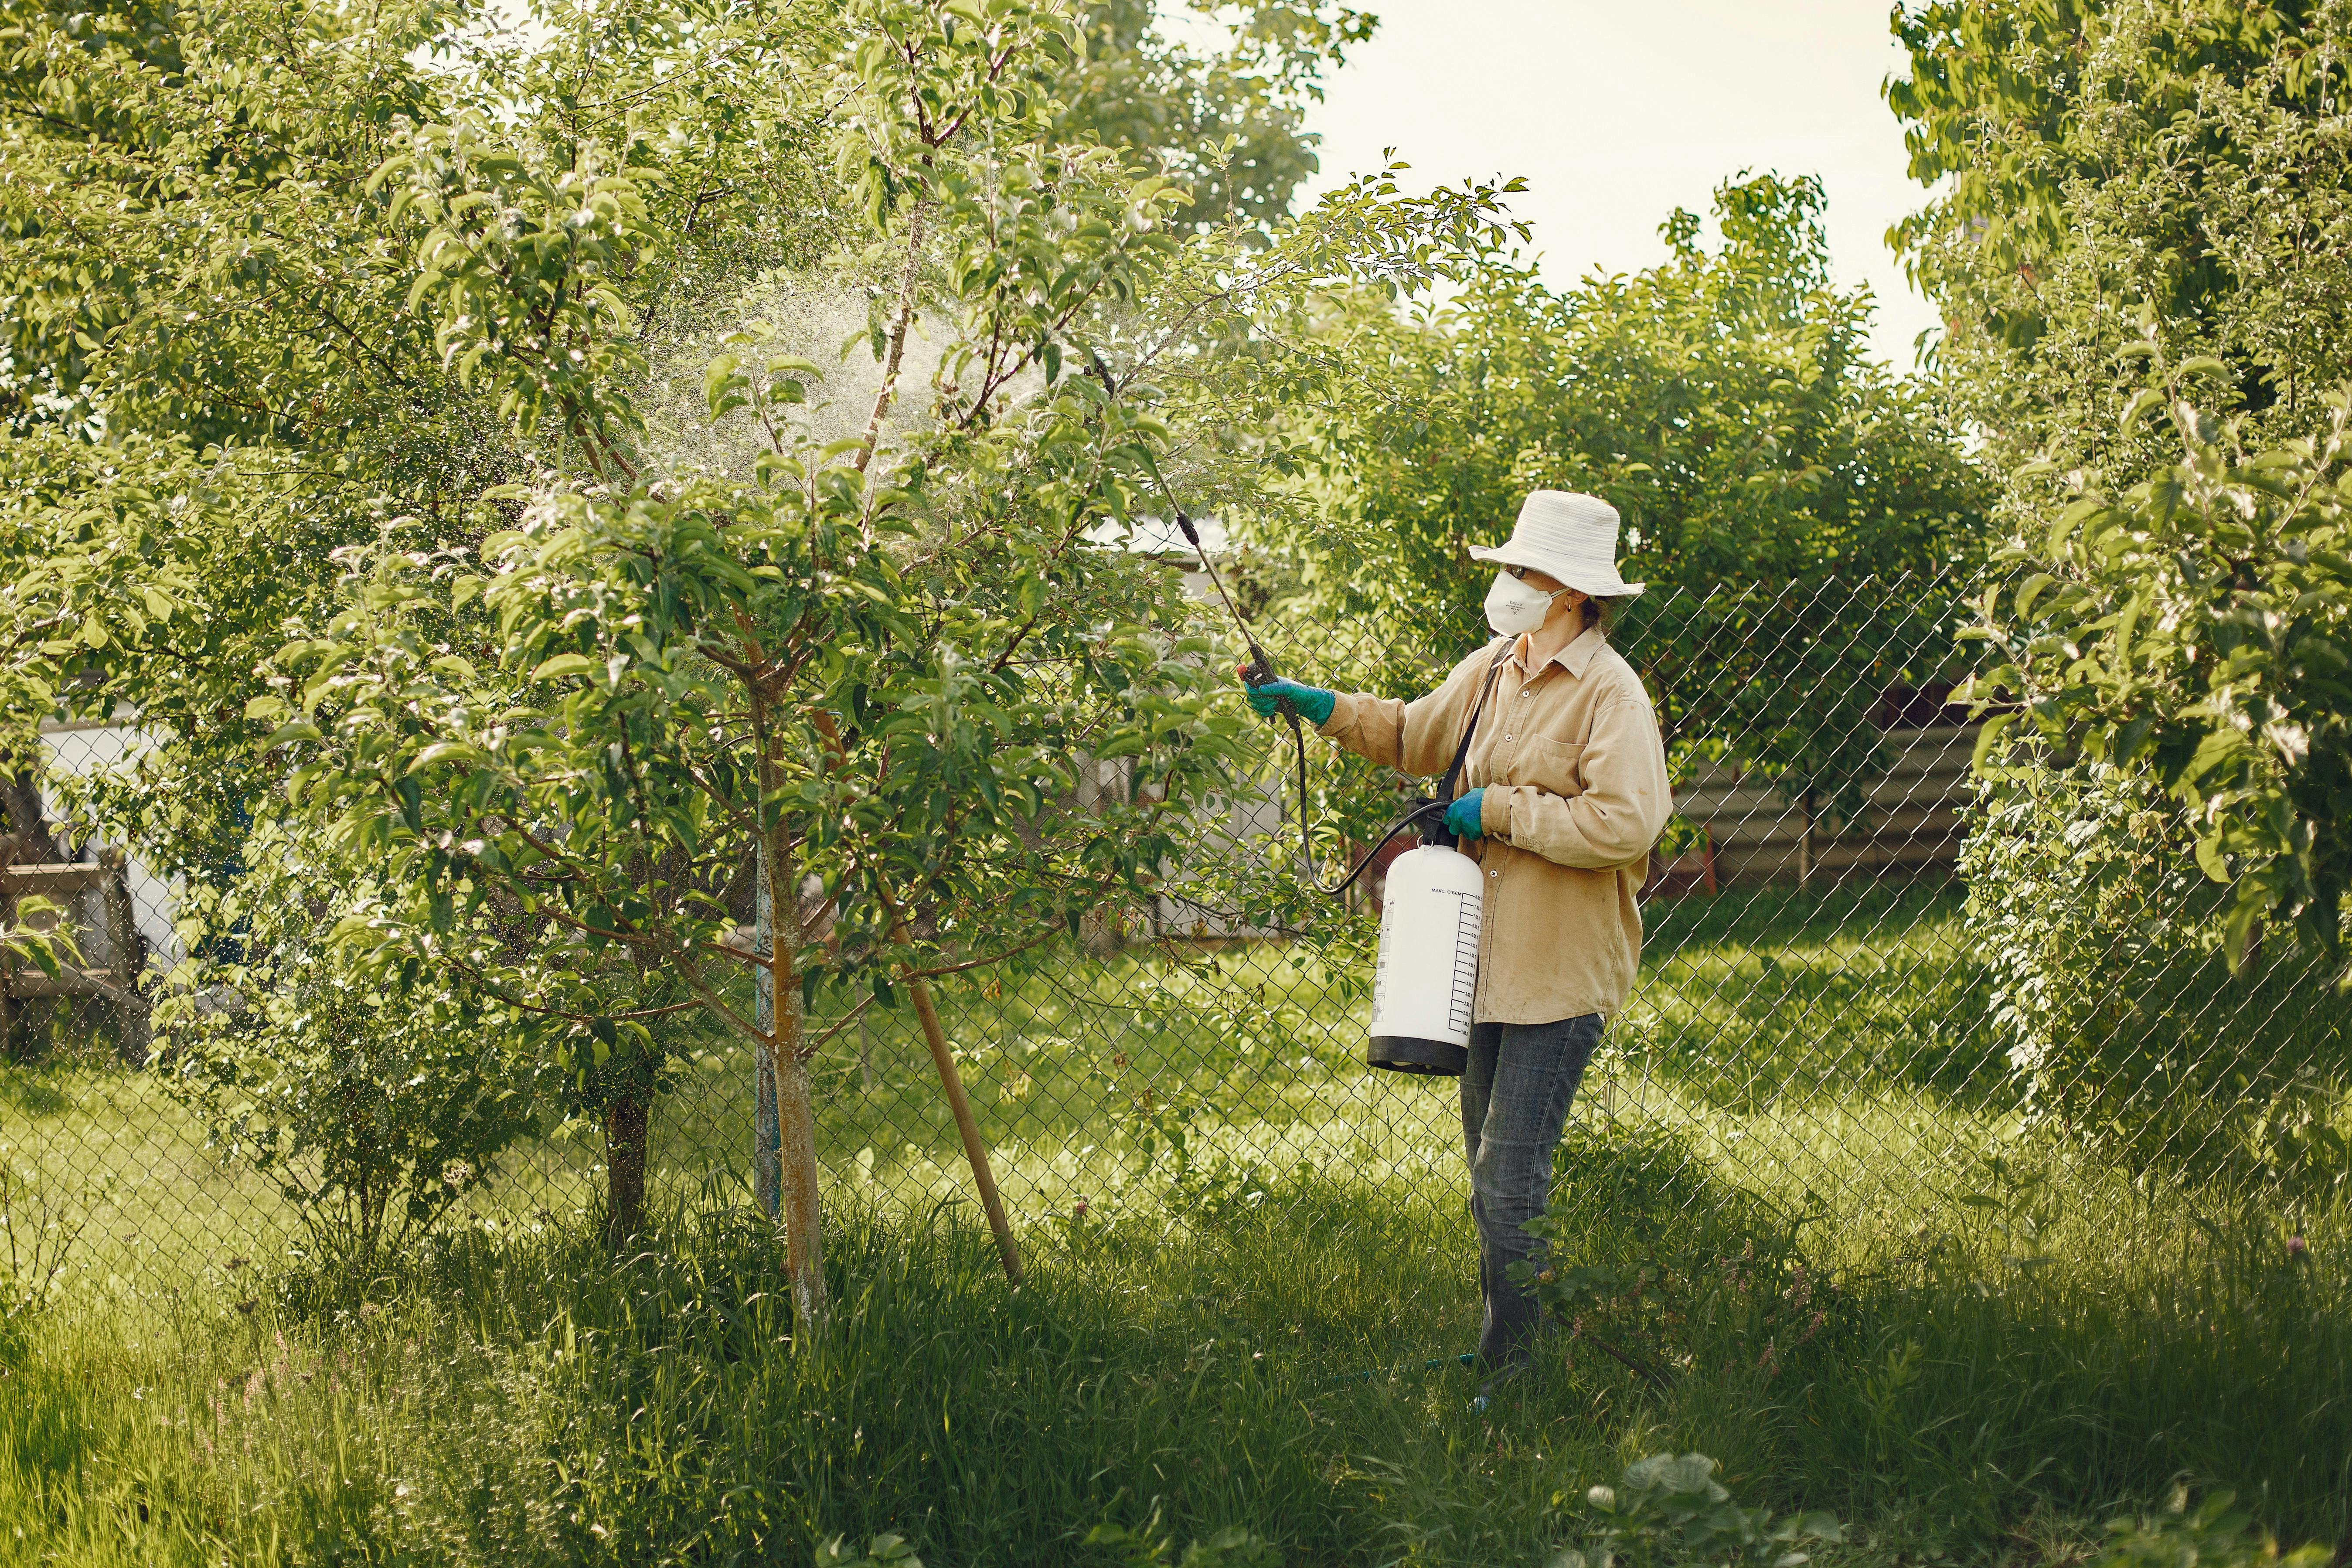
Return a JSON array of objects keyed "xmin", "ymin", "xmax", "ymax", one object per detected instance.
[{"xmin": 1293, "ymin": 0, "xmax": 1943, "ymax": 369}]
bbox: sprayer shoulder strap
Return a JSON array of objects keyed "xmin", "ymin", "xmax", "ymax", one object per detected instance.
[{"xmin": 1438, "ymin": 644, "xmax": 1512, "ymax": 803}]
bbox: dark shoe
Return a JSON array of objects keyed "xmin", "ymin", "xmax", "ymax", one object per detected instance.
[{"xmin": 1470, "ymin": 1354, "xmax": 1531, "ymax": 1412}]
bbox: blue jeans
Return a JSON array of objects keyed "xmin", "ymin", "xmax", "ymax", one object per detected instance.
[{"xmin": 1461, "ymin": 1013, "xmax": 1602, "ymax": 1365}]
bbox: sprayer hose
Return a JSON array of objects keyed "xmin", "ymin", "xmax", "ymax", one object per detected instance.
[{"xmin": 1270, "ymin": 695, "xmax": 1445, "ymax": 900}]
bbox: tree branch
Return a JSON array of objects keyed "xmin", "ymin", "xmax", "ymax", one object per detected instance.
[{"xmin": 854, "ymin": 197, "xmax": 932, "ymax": 478}]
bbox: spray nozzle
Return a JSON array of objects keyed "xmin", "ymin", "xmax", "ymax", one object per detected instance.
[{"xmin": 1160, "ymin": 497, "xmax": 1272, "ymax": 680}]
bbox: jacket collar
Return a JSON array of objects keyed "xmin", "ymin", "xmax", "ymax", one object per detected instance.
[{"xmin": 1509, "ymin": 622, "xmax": 1608, "ymax": 680}]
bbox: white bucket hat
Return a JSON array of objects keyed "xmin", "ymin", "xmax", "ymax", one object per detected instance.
[{"xmin": 1467, "ymin": 490, "xmax": 1644, "ymax": 599}]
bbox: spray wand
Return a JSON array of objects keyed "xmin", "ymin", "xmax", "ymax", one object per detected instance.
[{"xmin": 1150, "ymin": 481, "xmax": 1445, "ymax": 898}]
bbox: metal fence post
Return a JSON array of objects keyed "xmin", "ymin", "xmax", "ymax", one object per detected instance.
[{"xmin": 752, "ymin": 857, "xmax": 780, "ymax": 1217}]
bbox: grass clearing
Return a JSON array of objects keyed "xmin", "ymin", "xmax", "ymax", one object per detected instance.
[
  {"xmin": 4, "ymin": 1172, "xmax": 2346, "ymax": 1566},
  {"xmin": 4, "ymin": 886, "xmax": 2347, "ymax": 1564}
]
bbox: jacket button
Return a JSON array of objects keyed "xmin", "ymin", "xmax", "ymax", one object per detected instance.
[{"xmin": 1489, "ymin": 871, "xmax": 1499, "ymax": 880}]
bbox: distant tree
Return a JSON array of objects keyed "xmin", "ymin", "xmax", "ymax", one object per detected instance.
[
  {"xmin": 1257, "ymin": 173, "xmax": 1987, "ymax": 816},
  {"xmin": 1, "ymin": 0, "xmax": 1515, "ymax": 1309},
  {"xmin": 1888, "ymin": 0, "xmax": 2352, "ymax": 478},
  {"xmin": 1893, "ymin": 2, "xmax": 2352, "ymax": 1153},
  {"xmin": 1055, "ymin": 0, "xmax": 1374, "ymax": 234}
]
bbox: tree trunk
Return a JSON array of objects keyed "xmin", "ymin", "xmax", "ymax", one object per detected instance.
[
  {"xmin": 99, "ymin": 851, "xmax": 150, "ymax": 1066},
  {"xmin": 773, "ymin": 1040, "xmax": 826, "ymax": 1322},
  {"xmin": 0, "ymin": 769, "xmax": 60, "ymax": 862},
  {"xmin": 604, "ymin": 1092, "xmax": 649, "ymax": 1251},
  {"xmin": 758, "ymin": 833, "xmax": 826, "ymax": 1325}
]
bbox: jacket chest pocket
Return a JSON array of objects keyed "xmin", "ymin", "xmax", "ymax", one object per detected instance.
[{"xmin": 1513, "ymin": 736, "xmax": 1585, "ymax": 797}]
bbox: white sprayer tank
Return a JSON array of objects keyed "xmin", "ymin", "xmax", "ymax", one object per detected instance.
[{"xmin": 1366, "ymin": 844, "xmax": 1484, "ymax": 1075}]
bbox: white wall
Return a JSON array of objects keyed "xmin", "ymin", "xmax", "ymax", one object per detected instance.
[{"xmin": 34, "ymin": 720, "xmax": 185, "ymax": 970}]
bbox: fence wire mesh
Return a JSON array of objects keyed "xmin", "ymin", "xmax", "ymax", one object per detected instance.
[{"xmin": 3, "ymin": 568, "xmax": 2342, "ymax": 1303}]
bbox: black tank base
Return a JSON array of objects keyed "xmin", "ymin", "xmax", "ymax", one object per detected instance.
[{"xmin": 1367, "ymin": 1034, "xmax": 1467, "ymax": 1076}]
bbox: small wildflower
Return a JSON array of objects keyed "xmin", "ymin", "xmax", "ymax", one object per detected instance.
[{"xmin": 2287, "ymin": 1235, "xmax": 2309, "ymax": 1258}]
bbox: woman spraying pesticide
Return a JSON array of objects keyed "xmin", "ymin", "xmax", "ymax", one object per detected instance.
[{"xmin": 1243, "ymin": 491, "xmax": 1671, "ymax": 1378}]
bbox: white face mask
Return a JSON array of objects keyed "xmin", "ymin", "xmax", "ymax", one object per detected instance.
[{"xmin": 1483, "ymin": 569, "xmax": 1572, "ymax": 636}]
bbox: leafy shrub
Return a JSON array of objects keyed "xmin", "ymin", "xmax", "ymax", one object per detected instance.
[
  {"xmin": 0, "ymin": 1159, "xmax": 91, "ymax": 1359},
  {"xmin": 1957, "ymin": 354, "xmax": 2352, "ymax": 1183},
  {"xmin": 1968, "ymin": 371, "xmax": 2352, "ymax": 964},
  {"xmin": 1547, "ymin": 1452, "xmax": 1841, "ymax": 1568},
  {"xmin": 1892, "ymin": 2, "xmax": 2352, "ymax": 485},
  {"xmin": 1962, "ymin": 754, "xmax": 2352, "ymax": 1186},
  {"xmin": 1518, "ymin": 1124, "xmax": 1854, "ymax": 1390},
  {"xmin": 2090, "ymin": 1489, "xmax": 2329, "ymax": 1568},
  {"xmin": 1903, "ymin": 3, "xmax": 2352, "ymax": 1180},
  {"xmin": 1086, "ymin": 1516, "xmax": 1279, "ymax": 1568},
  {"xmin": 163, "ymin": 835, "xmax": 544, "ymax": 1269},
  {"xmin": 170, "ymin": 975, "xmax": 541, "ymax": 1269}
]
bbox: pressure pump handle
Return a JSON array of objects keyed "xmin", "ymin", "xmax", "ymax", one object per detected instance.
[{"xmin": 1415, "ymin": 792, "xmax": 1457, "ymax": 853}]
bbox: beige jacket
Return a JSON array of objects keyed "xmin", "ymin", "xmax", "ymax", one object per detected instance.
[{"xmin": 1320, "ymin": 624, "xmax": 1671, "ymax": 1025}]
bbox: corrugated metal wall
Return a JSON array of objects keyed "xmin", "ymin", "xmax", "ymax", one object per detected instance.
[{"xmin": 1658, "ymin": 724, "xmax": 1977, "ymax": 890}]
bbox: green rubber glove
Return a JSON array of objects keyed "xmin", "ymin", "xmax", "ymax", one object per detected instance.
[
  {"xmin": 1443, "ymin": 788, "xmax": 1487, "ymax": 840},
  {"xmin": 1240, "ymin": 671, "xmax": 1335, "ymax": 727}
]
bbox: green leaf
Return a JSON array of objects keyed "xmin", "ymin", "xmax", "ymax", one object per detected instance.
[
  {"xmin": 1971, "ymin": 711, "xmax": 2017, "ymax": 774},
  {"xmin": 411, "ymin": 741, "xmax": 483, "ymax": 771},
  {"xmin": 2014, "ymin": 572, "xmax": 2056, "ymax": 620},
  {"xmin": 2222, "ymin": 895, "xmax": 2262, "ymax": 969},
  {"xmin": 531, "ymin": 653, "xmax": 598, "ymax": 682},
  {"xmin": 2195, "ymin": 831, "xmax": 2230, "ymax": 884},
  {"xmin": 262, "ymin": 719, "xmax": 324, "ymax": 748}
]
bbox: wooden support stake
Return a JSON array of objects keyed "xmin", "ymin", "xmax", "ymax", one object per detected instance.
[
  {"xmin": 908, "ymin": 975, "xmax": 1022, "ymax": 1285},
  {"xmin": 1797, "ymin": 791, "xmax": 1817, "ymax": 891}
]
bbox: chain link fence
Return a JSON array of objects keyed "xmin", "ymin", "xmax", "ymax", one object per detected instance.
[{"xmin": 4, "ymin": 569, "xmax": 2342, "ymax": 1303}]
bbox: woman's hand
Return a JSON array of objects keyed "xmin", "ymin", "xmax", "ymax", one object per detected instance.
[
  {"xmin": 1443, "ymin": 788, "xmax": 1487, "ymax": 840},
  {"xmin": 1238, "ymin": 671, "xmax": 1335, "ymax": 726}
]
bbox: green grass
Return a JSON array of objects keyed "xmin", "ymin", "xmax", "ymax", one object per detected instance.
[
  {"xmin": 3, "ymin": 1166, "xmax": 2347, "ymax": 1566},
  {"xmin": 0, "ymin": 884, "xmax": 1995, "ymax": 1290},
  {"xmin": 3, "ymin": 885, "xmax": 2349, "ymax": 1565}
]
